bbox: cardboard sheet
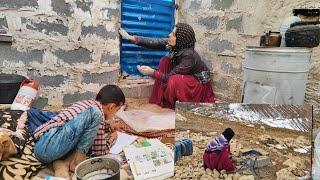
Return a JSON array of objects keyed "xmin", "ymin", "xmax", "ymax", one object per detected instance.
[{"xmin": 116, "ymin": 108, "xmax": 175, "ymax": 133}]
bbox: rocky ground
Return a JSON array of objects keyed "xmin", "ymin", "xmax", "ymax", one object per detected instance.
[{"xmin": 173, "ymin": 109, "xmax": 312, "ymax": 180}]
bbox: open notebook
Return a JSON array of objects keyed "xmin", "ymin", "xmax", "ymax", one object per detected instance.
[
  {"xmin": 124, "ymin": 139, "xmax": 174, "ymax": 180},
  {"xmin": 109, "ymin": 132, "xmax": 138, "ymax": 154}
]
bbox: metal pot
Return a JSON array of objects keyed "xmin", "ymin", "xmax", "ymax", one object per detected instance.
[
  {"xmin": 0, "ymin": 74, "xmax": 26, "ymax": 104},
  {"xmin": 74, "ymin": 157, "xmax": 120, "ymax": 180},
  {"xmin": 260, "ymin": 31, "xmax": 282, "ymax": 47}
]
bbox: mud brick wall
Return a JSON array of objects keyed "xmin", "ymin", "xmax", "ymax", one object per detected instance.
[
  {"xmin": 0, "ymin": 0, "xmax": 120, "ymax": 107},
  {"xmin": 178, "ymin": 0, "xmax": 320, "ymax": 113}
]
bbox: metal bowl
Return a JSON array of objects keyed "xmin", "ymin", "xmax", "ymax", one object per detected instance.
[{"xmin": 74, "ymin": 157, "xmax": 120, "ymax": 180}]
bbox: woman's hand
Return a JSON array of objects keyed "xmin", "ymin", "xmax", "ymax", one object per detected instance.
[
  {"xmin": 137, "ymin": 65, "xmax": 155, "ymax": 76},
  {"xmin": 119, "ymin": 28, "xmax": 135, "ymax": 41}
]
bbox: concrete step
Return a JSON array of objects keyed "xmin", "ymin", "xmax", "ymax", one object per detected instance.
[{"xmin": 118, "ymin": 79, "xmax": 154, "ymax": 99}]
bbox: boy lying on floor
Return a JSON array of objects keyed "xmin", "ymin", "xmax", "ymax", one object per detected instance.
[
  {"xmin": 203, "ymin": 128, "xmax": 236, "ymax": 172},
  {"xmin": 32, "ymin": 84, "xmax": 125, "ymax": 179}
]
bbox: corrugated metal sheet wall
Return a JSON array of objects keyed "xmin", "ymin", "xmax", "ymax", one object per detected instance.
[{"xmin": 120, "ymin": 0, "xmax": 175, "ymax": 77}]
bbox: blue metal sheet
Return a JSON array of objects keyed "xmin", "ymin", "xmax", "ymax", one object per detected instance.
[{"xmin": 121, "ymin": 0, "xmax": 175, "ymax": 76}]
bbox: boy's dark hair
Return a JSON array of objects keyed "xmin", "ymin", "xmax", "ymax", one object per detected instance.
[{"xmin": 96, "ymin": 85, "xmax": 125, "ymax": 106}]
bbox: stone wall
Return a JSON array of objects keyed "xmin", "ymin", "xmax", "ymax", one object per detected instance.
[
  {"xmin": 178, "ymin": 0, "xmax": 320, "ymax": 112},
  {"xmin": 0, "ymin": 0, "xmax": 120, "ymax": 107}
]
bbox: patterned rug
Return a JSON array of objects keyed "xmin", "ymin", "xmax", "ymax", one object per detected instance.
[
  {"xmin": 0, "ymin": 109, "xmax": 43, "ymax": 179},
  {"xmin": 0, "ymin": 110, "xmax": 175, "ymax": 179}
]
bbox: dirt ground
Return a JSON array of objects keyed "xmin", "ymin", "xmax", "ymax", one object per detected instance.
[{"xmin": 173, "ymin": 109, "xmax": 312, "ymax": 180}]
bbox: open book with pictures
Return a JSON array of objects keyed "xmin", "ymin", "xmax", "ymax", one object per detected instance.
[{"xmin": 124, "ymin": 139, "xmax": 174, "ymax": 180}]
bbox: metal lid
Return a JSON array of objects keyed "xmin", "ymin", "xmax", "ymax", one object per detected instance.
[
  {"xmin": 293, "ymin": 9, "xmax": 320, "ymax": 16},
  {"xmin": 246, "ymin": 46, "xmax": 311, "ymax": 53},
  {"xmin": 0, "ymin": 74, "xmax": 26, "ymax": 84}
]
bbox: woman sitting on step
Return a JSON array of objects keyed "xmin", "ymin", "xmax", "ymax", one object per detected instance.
[{"xmin": 119, "ymin": 23, "xmax": 215, "ymax": 109}]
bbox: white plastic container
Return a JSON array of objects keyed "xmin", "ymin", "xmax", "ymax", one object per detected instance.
[{"xmin": 11, "ymin": 79, "xmax": 40, "ymax": 111}]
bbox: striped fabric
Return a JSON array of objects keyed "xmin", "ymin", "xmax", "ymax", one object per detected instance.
[
  {"xmin": 34, "ymin": 99, "xmax": 111, "ymax": 155},
  {"xmin": 205, "ymin": 134, "xmax": 229, "ymax": 153}
]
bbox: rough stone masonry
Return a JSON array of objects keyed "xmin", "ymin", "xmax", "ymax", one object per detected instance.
[
  {"xmin": 178, "ymin": 0, "xmax": 320, "ymax": 114},
  {"xmin": 0, "ymin": 0, "xmax": 120, "ymax": 107}
]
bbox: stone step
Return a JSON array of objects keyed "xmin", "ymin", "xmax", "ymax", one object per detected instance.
[{"xmin": 118, "ymin": 79, "xmax": 154, "ymax": 99}]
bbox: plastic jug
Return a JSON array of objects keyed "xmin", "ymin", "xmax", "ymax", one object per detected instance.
[{"xmin": 11, "ymin": 78, "xmax": 40, "ymax": 111}]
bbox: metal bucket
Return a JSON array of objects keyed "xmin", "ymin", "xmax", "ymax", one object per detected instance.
[
  {"xmin": 74, "ymin": 157, "xmax": 120, "ymax": 180},
  {"xmin": 242, "ymin": 46, "xmax": 311, "ymax": 105},
  {"xmin": 0, "ymin": 74, "xmax": 26, "ymax": 104}
]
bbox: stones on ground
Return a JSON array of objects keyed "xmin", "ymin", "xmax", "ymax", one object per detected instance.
[
  {"xmin": 273, "ymin": 144, "xmax": 286, "ymax": 150},
  {"xmin": 239, "ymin": 175, "xmax": 255, "ymax": 180},
  {"xmin": 205, "ymin": 168, "xmax": 212, "ymax": 174},
  {"xmin": 271, "ymin": 148, "xmax": 278, "ymax": 153},
  {"xmin": 220, "ymin": 170, "xmax": 226, "ymax": 175},
  {"xmin": 200, "ymin": 175, "xmax": 211, "ymax": 180},
  {"xmin": 225, "ymin": 174, "xmax": 234, "ymax": 180},
  {"xmin": 219, "ymin": 169, "xmax": 227, "ymax": 178},
  {"xmin": 291, "ymin": 168, "xmax": 305, "ymax": 177},
  {"xmin": 208, "ymin": 131, "xmax": 217, "ymax": 136},
  {"xmin": 283, "ymin": 136, "xmax": 310, "ymax": 150},
  {"xmin": 283, "ymin": 157, "xmax": 307, "ymax": 170},
  {"xmin": 255, "ymin": 148, "xmax": 269, "ymax": 156},
  {"xmin": 283, "ymin": 137, "xmax": 297, "ymax": 148},
  {"xmin": 233, "ymin": 151, "xmax": 240, "ymax": 157},
  {"xmin": 253, "ymin": 156, "xmax": 272, "ymax": 168},
  {"xmin": 295, "ymin": 136, "xmax": 310, "ymax": 146},
  {"xmin": 199, "ymin": 168, "xmax": 206, "ymax": 176},
  {"xmin": 212, "ymin": 169, "xmax": 220, "ymax": 179},
  {"xmin": 242, "ymin": 169, "xmax": 253, "ymax": 175},
  {"xmin": 293, "ymin": 147, "xmax": 308, "ymax": 154},
  {"xmin": 233, "ymin": 172, "xmax": 241, "ymax": 180},
  {"xmin": 276, "ymin": 168, "xmax": 297, "ymax": 180},
  {"xmin": 246, "ymin": 124, "xmax": 255, "ymax": 128},
  {"xmin": 258, "ymin": 135, "xmax": 272, "ymax": 142},
  {"xmin": 219, "ymin": 173, "xmax": 226, "ymax": 179}
]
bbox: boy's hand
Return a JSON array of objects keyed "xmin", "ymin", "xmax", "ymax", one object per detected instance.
[
  {"xmin": 109, "ymin": 117, "xmax": 128, "ymax": 131},
  {"xmin": 108, "ymin": 131, "xmax": 118, "ymax": 144}
]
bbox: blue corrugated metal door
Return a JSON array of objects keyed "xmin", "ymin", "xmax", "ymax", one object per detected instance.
[{"xmin": 121, "ymin": 0, "xmax": 175, "ymax": 77}]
